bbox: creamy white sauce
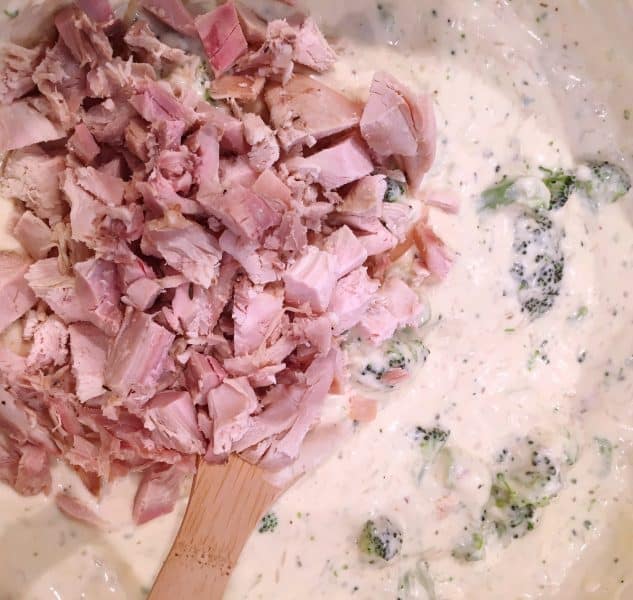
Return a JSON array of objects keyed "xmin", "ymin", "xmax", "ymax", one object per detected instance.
[{"xmin": 1, "ymin": 1, "xmax": 633, "ymax": 599}]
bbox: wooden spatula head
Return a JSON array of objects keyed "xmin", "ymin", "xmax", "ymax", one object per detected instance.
[{"xmin": 149, "ymin": 455, "xmax": 285, "ymax": 600}]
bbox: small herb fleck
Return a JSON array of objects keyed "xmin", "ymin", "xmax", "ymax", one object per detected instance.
[
  {"xmin": 258, "ymin": 512, "xmax": 279, "ymax": 533},
  {"xmin": 3, "ymin": 8, "xmax": 18, "ymax": 18}
]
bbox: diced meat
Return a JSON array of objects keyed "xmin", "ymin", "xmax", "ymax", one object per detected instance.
[
  {"xmin": 56, "ymin": 492, "xmax": 106, "ymax": 528},
  {"xmin": 0, "ymin": 42, "xmax": 44, "ymax": 104},
  {"xmin": 265, "ymin": 211, "xmax": 308, "ymax": 256},
  {"xmin": 349, "ymin": 395, "xmax": 377, "ymax": 422},
  {"xmin": 323, "ymin": 225, "xmax": 368, "ymax": 278},
  {"xmin": 33, "ymin": 39, "xmax": 87, "ymax": 129},
  {"xmin": 398, "ymin": 94, "xmax": 437, "ymax": 190},
  {"xmin": 130, "ymin": 80, "xmax": 197, "ymax": 127},
  {"xmin": 200, "ymin": 104, "xmax": 248, "ymax": 154},
  {"xmin": 77, "ymin": 0, "xmax": 114, "ymax": 23},
  {"xmin": 0, "ymin": 347, "xmax": 27, "ymax": 382},
  {"xmin": 26, "ymin": 316, "xmax": 69, "ymax": 372},
  {"xmin": 141, "ymin": 210, "xmax": 221, "ymax": 288},
  {"xmin": 283, "ymin": 246, "xmax": 337, "ymax": 313},
  {"xmin": 104, "ymin": 310, "xmax": 175, "ymax": 398},
  {"xmin": 184, "ymin": 352, "xmax": 225, "ymax": 403},
  {"xmin": 218, "ymin": 156, "xmax": 257, "ymax": 188},
  {"xmin": 219, "ymin": 230, "xmax": 279, "ymax": 285},
  {"xmin": 233, "ymin": 280, "xmax": 284, "ymax": 355},
  {"xmin": 14, "ymin": 444, "xmax": 51, "ymax": 496},
  {"xmin": 356, "ymin": 219, "xmax": 398, "ymax": 257},
  {"xmin": 136, "ymin": 172, "xmax": 203, "ymax": 218},
  {"xmin": 0, "ymin": 100, "xmax": 65, "ymax": 152},
  {"xmin": 285, "ymin": 136, "xmax": 373, "ymax": 190},
  {"xmin": 69, "ymin": 323, "xmax": 108, "ymax": 402},
  {"xmin": 338, "ymin": 175, "xmax": 386, "ymax": 218},
  {"xmin": 68, "ymin": 123, "xmax": 100, "ymax": 165},
  {"xmin": 124, "ymin": 278, "xmax": 162, "ymax": 311},
  {"xmin": 124, "ymin": 20, "xmax": 190, "ymax": 69},
  {"xmin": 265, "ymin": 75, "xmax": 361, "ymax": 152},
  {"xmin": 328, "ymin": 267, "xmax": 379, "ymax": 334},
  {"xmin": 233, "ymin": 385, "xmax": 301, "ymax": 453},
  {"xmin": 0, "ymin": 388, "xmax": 57, "ymax": 453},
  {"xmin": 195, "ymin": 3, "xmax": 248, "ymax": 76},
  {"xmin": 186, "ymin": 122, "xmax": 220, "ymax": 194},
  {"xmin": 0, "ymin": 254, "xmax": 36, "ymax": 333},
  {"xmin": 133, "ymin": 461, "xmax": 191, "ymax": 525},
  {"xmin": 169, "ymin": 282, "xmax": 218, "ymax": 338},
  {"xmin": 235, "ymin": 2, "xmax": 267, "ymax": 45},
  {"xmin": 423, "ymin": 189, "xmax": 461, "ymax": 214},
  {"xmin": 235, "ymin": 19, "xmax": 295, "ymax": 84},
  {"xmin": 413, "ymin": 221, "xmax": 453, "ymax": 280},
  {"xmin": 237, "ymin": 17, "xmax": 334, "ymax": 83},
  {"xmin": 360, "ymin": 71, "xmax": 419, "ymax": 157},
  {"xmin": 62, "ymin": 167, "xmax": 143, "ymax": 254},
  {"xmin": 73, "ymin": 166, "xmax": 126, "ymax": 207},
  {"xmin": 54, "ymin": 6, "xmax": 113, "ymax": 67},
  {"xmin": 145, "ymin": 391, "xmax": 205, "ymax": 454},
  {"xmin": 140, "ymin": 0, "xmax": 196, "ymax": 37},
  {"xmin": 24, "ymin": 258, "xmax": 89, "ymax": 324},
  {"xmin": 74, "ymin": 258, "xmax": 122, "ymax": 336},
  {"xmin": 0, "ymin": 147, "xmax": 65, "ymax": 222},
  {"xmin": 199, "ymin": 184, "xmax": 280, "ymax": 241},
  {"xmin": 360, "ymin": 72, "xmax": 436, "ymax": 189},
  {"xmin": 251, "ymin": 169, "xmax": 292, "ymax": 210},
  {"xmin": 207, "ymin": 377, "xmax": 258, "ymax": 455},
  {"xmin": 292, "ymin": 315, "xmax": 332, "ymax": 355},
  {"xmin": 358, "ymin": 278, "xmax": 423, "ymax": 344},
  {"xmin": 260, "ymin": 350, "xmax": 336, "ymax": 468},
  {"xmin": 292, "ymin": 17, "xmax": 336, "ymax": 72},
  {"xmin": 209, "ymin": 75, "xmax": 265, "ymax": 103},
  {"xmin": 82, "ymin": 98, "xmax": 137, "ymax": 145},
  {"xmin": 381, "ymin": 202, "xmax": 413, "ymax": 241},
  {"xmin": 242, "ymin": 112, "xmax": 280, "ymax": 172}
]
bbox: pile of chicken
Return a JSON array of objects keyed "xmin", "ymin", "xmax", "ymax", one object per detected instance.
[{"xmin": 0, "ymin": 0, "xmax": 454, "ymax": 526}]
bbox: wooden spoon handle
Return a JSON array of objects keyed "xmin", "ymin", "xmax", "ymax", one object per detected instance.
[{"xmin": 149, "ymin": 455, "xmax": 282, "ymax": 600}]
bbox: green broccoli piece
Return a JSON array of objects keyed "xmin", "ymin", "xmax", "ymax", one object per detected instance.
[
  {"xmin": 540, "ymin": 167, "xmax": 576, "ymax": 210},
  {"xmin": 488, "ymin": 473, "xmax": 551, "ymax": 538},
  {"xmin": 510, "ymin": 211, "xmax": 565, "ymax": 318},
  {"xmin": 578, "ymin": 161, "xmax": 631, "ymax": 204},
  {"xmin": 412, "ymin": 426, "xmax": 450, "ymax": 482},
  {"xmin": 452, "ymin": 531, "xmax": 485, "ymax": 562},
  {"xmin": 481, "ymin": 176, "xmax": 551, "ymax": 211},
  {"xmin": 258, "ymin": 512, "xmax": 278, "ymax": 533},
  {"xmin": 414, "ymin": 426, "xmax": 450, "ymax": 452},
  {"xmin": 383, "ymin": 177, "xmax": 406, "ymax": 202},
  {"xmin": 358, "ymin": 516, "xmax": 403, "ymax": 562}
]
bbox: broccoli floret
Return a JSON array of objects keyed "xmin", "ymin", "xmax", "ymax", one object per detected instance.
[
  {"xmin": 487, "ymin": 473, "xmax": 551, "ymax": 538},
  {"xmin": 352, "ymin": 328, "xmax": 429, "ymax": 391},
  {"xmin": 258, "ymin": 512, "xmax": 278, "ymax": 533},
  {"xmin": 481, "ymin": 176, "xmax": 551, "ymax": 211},
  {"xmin": 358, "ymin": 516, "xmax": 403, "ymax": 562},
  {"xmin": 452, "ymin": 531, "xmax": 485, "ymax": 562},
  {"xmin": 483, "ymin": 432, "xmax": 573, "ymax": 542},
  {"xmin": 510, "ymin": 211, "xmax": 565, "ymax": 318},
  {"xmin": 540, "ymin": 167, "xmax": 576, "ymax": 210},
  {"xmin": 412, "ymin": 426, "xmax": 450, "ymax": 482},
  {"xmin": 383, "ymin": 176, "xmax": 407, "ymax": 202},
  {"xmin": 577, "ymin": 161, "xmax": 631, "ymax": 204},
  {"xmin": 413, "ymin": 426, "xmax": 450, "ymax": 451}
]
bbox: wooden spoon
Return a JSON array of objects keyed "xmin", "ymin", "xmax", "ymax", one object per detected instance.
[{"xmin": 148, "ymin": 455, "xmax": 285, "ymax": 600}]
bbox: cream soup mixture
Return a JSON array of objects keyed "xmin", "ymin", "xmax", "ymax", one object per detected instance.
[{"xmin": 1, "ymin": 1, "xmax": 632, "ymax": 599}]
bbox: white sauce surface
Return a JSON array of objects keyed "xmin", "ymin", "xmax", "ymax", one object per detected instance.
[{"xmin": 1, "ymin": 1, "xmax": 633, "ymax": 599}]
